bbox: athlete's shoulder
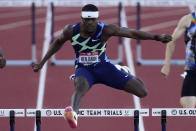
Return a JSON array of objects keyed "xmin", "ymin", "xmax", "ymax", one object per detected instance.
[
  {"xmin": 175, "ymin": 14, "xmax": 191, "ymax": 29},
  {"xmin": 103, "ymin": 24, "xmax": 119, "ymax": 35},
  {"xmin": 61, "ymin": 24, "xmax": 75, "ymax": 37},
  {"xmin": 104, "ymin": 24, "xmax": 118, "ymax": 29},
  {"xmin": 181, "ymin": 13, "xmax": 193, "ymax": 27},
  {"xmin": 56, "ymin": 24, "xmax": 75, "ymax": 41},
  {"xmin": 183, "ymin": 13, "xmax": 192, "ymax": 21},
  {"xmin": 64, "ymin": 24, "xmax": 75, "ymax": 32}
]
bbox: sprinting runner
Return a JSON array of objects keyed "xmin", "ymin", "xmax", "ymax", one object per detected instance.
[
  {"xmin": 32, "ymin": 4, "xmax": 172, "ymax": 128},
  {"xmin": 161, "ymin": 9, "xmax": 196, "ymax": 108}
]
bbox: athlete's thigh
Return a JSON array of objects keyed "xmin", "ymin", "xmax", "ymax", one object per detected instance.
[
  {"xmin": 75, "ymin": 67, "xmax": 95, "ymax": 88},
  {"xmin": 180, "ymin": 96, "xmax": 196, "ymax": 108},
  {"xmin": 94, "ymin": 62, "xmax": 133, "ymax": 90},
  {"xmin": 123, "ymin": 76, "xmax": 147, "ymax": 97}
]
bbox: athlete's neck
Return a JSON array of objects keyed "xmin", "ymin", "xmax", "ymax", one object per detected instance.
[{"xmin": 80, "ymin": 23, "xmax": 97, "ymax": 38}]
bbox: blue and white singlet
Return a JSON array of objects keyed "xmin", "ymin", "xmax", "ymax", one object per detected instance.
[
  {"xmin": 71, "ymin": 22, "xmax": 110, "ymax": 68},
  {"xmin": 185, "ymin": 12, "xmax": 196, "ymax": 70}
]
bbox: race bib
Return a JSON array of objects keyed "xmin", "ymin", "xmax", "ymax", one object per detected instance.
[{"xmin": 79, "ymin": 52, "xmax": 99, "ymax": 64}]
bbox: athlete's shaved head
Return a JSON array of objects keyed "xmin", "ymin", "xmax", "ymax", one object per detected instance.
[{"xmin": 82, "ymin": 4, "xmax": 98, "ymax": 11}]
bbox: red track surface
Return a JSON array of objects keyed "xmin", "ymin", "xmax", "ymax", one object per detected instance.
[{"xmin": 0, "ymin": 5, "xmax": 196, "ymax": 131}]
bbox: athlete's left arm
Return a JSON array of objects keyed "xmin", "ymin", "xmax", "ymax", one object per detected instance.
[{"xmin": 104, "ymin": 24, "xmax": 172, "ymax": 43}]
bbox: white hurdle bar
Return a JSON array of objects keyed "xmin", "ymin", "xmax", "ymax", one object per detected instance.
[
  {"xmin": 0, "ymin": 109, "xmax": 25, "ymax": 117},
  {"xmin": 152, "ymin": 108, "xmax": 196, "ymax": 116},
  {"xmin": 26, "ymin": 108, "xmax": 149, "ymax": 117},
  {"xmin": 3, "ymin": 108, "xmax": 196, "ymax": 131},
  {"xmin": 2, "ymin": 108, "xmax": 196, "ymax": 117},
  {"xmin": 27, "ymin": 108, "xmax": 149, "ymax": 131}
]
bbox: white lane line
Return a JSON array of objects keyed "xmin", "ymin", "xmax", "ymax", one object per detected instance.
[
  {"xmin": 103, "ymin": 8, "xmax": 186, "ymax": 25},
  {"xmin": 34, "ymin": 3, "xmax": 52, "ymax": 131},
  {"xmin": 0, "ymin": 18, "xmax": 45, "ymax": 31},
  {"xmin": 0, "ymin": 7, "xmax": 116, "ymax": 31},
  {"xmin": 126, "ymin": 8, "xmax": 188, "ymax": 22},
  {"xmin": 0, "ymin": 6, "xmax": 79, "ymax": 19},
  {"xmin": 121, "ymin": 6, "xmax": 145, "ymax": 131},
  {"xmin": 0, "ymin": 7, "xmax": 187, "ymax": 31},
  {"xmin": 0, "ymin": 7, "xmax": 79, "ymax": 18},
  {"xmin": 141, "ymin": 19, "xmax": 179, "ymax": 31},
  {"xmin": 0, "ymin": 8, "xmax": 45, "ymax": 19}
]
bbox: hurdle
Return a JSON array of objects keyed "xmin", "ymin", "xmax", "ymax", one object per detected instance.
[
  {"xmin": 0, "ymin": 109, "xmax": 25, "ymax": 131},
  {"xmin": 50, "ymin": 2, "xmax": 123, "ymax": 66},
  {"xmin": 152, "ymin": 108, "xmax": 196, "ymax": 131},
  {"xmin": 135, "ymin": 1, "xmax": 186, "ymax": 66},
  {"xmin": 26, "ymin": 108, "xmax": 149, "ymax": 131},
  {"xmin": 36, "ymin": 110, "xmax": 41, "ymax": 131},
  {"xmin": 6, "ymin": 2, "xmax": 37, "ymax": 66}
]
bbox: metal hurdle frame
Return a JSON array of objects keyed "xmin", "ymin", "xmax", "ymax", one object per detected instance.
[
  {"xmin": 135, "ymin": 2, "xmax": 186, "ymax": 66},
  {"xmin": 50, "ymin": 2, "xmax": 123, "ymax": 66},
  {"xmin": 26, "ymin": 108, "xmax": 149, "ymax": 131},
  {"xmin": 152, "ymin": 108, "xmax": 196, "ymax": 131},
  {"xmin": 10, "ymin": 111, "xmax": 15, "ymax": 131},
  {"xmin": 0, "ymin": 109, "xmax": 25, "ymax": 131},
  {"xmin": 6, "ymin": 2, "xmax": 37, "ymax": 66},
  {"xmin": 2, "ymin": 108, "xmax": 196, "ymax": 131},
  {"xmin": 36, "ymin": 110, "xmax": 41, "ymax": 131}
]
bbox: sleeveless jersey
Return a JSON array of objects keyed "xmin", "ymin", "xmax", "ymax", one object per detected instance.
[
  {"xmin": 184, "ymin": 12, "xmax": 196, "ymax": 70},
  {"xmin": 71, "ymin": 22, "xmax": 110, "ymax": 68}
]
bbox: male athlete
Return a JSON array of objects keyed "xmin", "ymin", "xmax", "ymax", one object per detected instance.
[
  {"xmin": 161, "ymin": 9, "xmax": 196, "ymax": 108},
  {"xmin": 0, "ymin": 48, "xmax": 6, "ymax": 69},
  {"xmin": 32, "ymin": 4, "xmax": 172, "ymax": 128}
]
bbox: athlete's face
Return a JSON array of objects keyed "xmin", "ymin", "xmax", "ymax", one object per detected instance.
[{"xmin": 82, "ymin": 18, "xmax": 98, "ymax": 34}]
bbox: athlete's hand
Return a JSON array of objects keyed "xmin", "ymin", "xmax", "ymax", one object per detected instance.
[
  {"xmin": 157, "ymin": 34, "xmax": 172, "ymax": 43},
  {"xmin": 161, "ymin": 64, "xmax": 170, "ymax": 78},
  {"xmin": 0, "ymin": 56, "xmax": 6, "ymax": 69},
  {"xmin": 32, "ymin": 63, "xmax": 42, "ymax": 72}
]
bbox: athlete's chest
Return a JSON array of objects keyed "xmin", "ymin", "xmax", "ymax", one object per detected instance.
[{"xmin": 72, "ymin": 33, "xmax": 103, "ymax": 46}]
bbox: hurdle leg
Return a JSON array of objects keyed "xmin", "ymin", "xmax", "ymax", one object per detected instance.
[
  {"xmin": 161, "ymin": 110, "xmax": 167, "ymax": 131},
  {"xmin": 9, "ymin": 110, "xmax": 15, "ymax": 131},
  {"xmin": 134, "ymin": 110, "xmax": 139, "ymax": 131},
  {"xmin": 36, "ymin": 110, "xmax": 41, "ymax": 131},
  {"xmin": 31, "ymin": 2, "xmax": 37, "ymax": 64}
]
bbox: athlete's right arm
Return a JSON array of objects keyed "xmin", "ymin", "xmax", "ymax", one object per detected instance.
[
  {"xmin": 32, "ymin": 24, "xmax": 73, "ymax": 72},
  {"xmin": 161, "ymin": 15, "xmax": 189, "ymax": 77}
]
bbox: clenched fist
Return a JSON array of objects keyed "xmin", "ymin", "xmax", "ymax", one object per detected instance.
[
  {"xmin": 161, "ymin": 64, "xmax": 170, "ymax": 78},
  {"xmin": 32, "ymin": 63, "xmax": 42, "ymax": 72},
  {"xmin": 156, "ymin": 34, "xmax": 172, "ymax": 43}
]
